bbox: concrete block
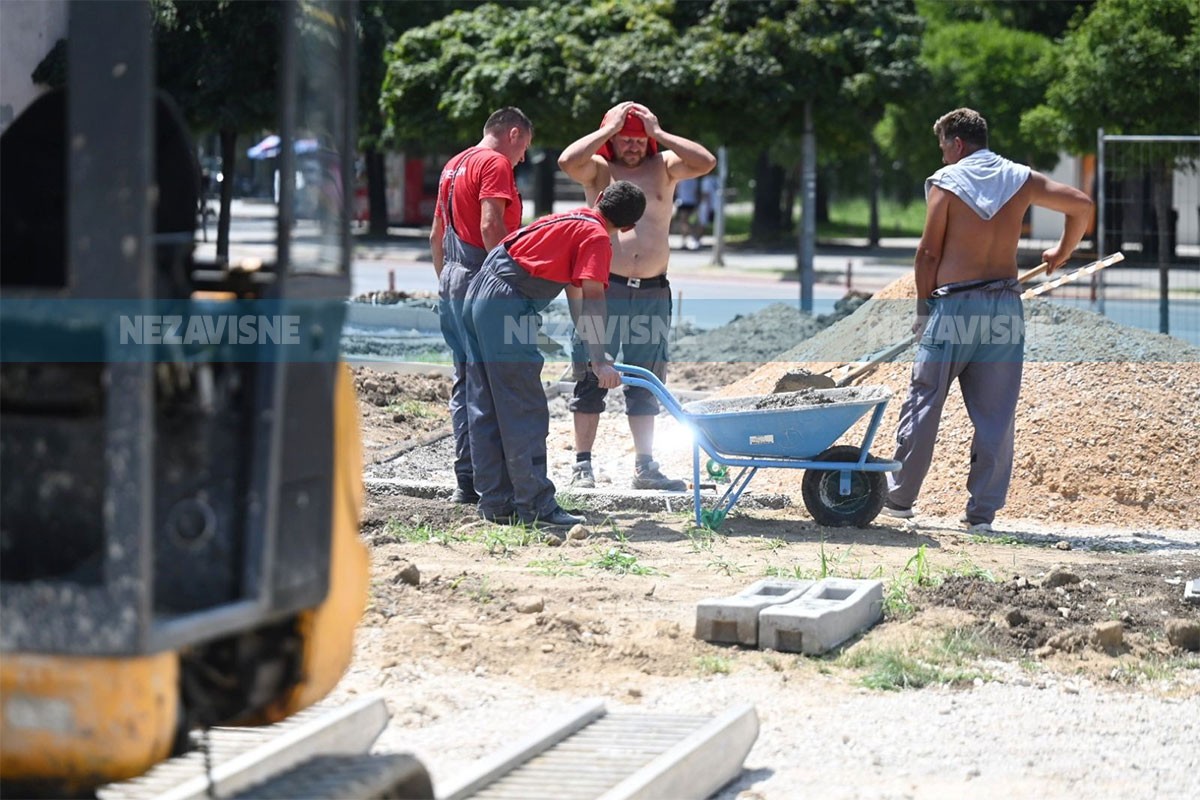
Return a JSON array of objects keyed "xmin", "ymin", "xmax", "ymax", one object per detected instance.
[
  {"xmin": 758, "ymin": 578, "xmax": 884, "ymax": 655},
  {"xmin": 695, "ymin": 580, "xmax": 815, "ymax": 646},
  {"xmin": 1185, "ymin": 579, "xmax": 1200, "ymax": 605}
]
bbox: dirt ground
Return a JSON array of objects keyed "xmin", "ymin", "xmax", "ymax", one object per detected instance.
[
  {"xmin": 350, "ymin": 367, "xmax": 1197, "ymax": 697},
  {"xmin": 345, "ymin": 293, "xmax": 1200, "ymax": 795}
]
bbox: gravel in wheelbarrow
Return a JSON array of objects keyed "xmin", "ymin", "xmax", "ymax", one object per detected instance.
[{"xmin": 679, "ymin": 387, "xmax": 893, "ymax": 461}]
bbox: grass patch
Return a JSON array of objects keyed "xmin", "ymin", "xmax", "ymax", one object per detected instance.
[
  {"xmin": 684, "ymin": 524, "xmax": 718, "ymax": 553},
  {"xmin": 841, "ymin": 627, "xmax": 998, "ymax": 691},
  {"xmin": 720, "ymin": 196, "xmax": 926, "ymax": 245},
  {"xmin": 968, "ymin": 532, "xmax": 1028, "ymax": 547},
  {"xmin": 762, "ymin": 539, "xmax": 866, "ymax": 582},
  {"xmin": 527, "ymin": 555, "xmax": 586, "ymax": 577},
  {"xmin": 707, "ymin": 556, "xmax": 746, "ymax": 577},
  {"xmin": 588, "ymin": 546, "xmax": 661, "ymax": 576},
  {"xmin": 476, "ymin": 523, "xmax": 539, "ymax": 557},
  {"xmin": 384, "ymin": 399, "xmax": 441, "ymax": 418},
  {"xmin": 1107, "ymin": 654, "xmax": 1200, "ymax": 686},
  {"xmin": 383, "ymin": 519, "xmax": 460, "ymax": 545},
  {"xmin": 696, "ymin": 655, "xmax": 732, "ymax": 676}
]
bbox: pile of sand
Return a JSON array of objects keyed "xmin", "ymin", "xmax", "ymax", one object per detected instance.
[{"xmin": 724, "ymin": 274, "xmax": 1200, "ymax": 529}]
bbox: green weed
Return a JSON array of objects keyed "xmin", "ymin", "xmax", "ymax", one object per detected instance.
[
  {"xmin": 695, "ymin": 655, "xmax": 732, "ymax": 676},
  {"xmin": 384, "ymin": 399, "xmax": 439, "ymax": 419},
  {"xmin": 753, "ymin": 536, "xmax": 788, "ymax": 553},
  {"xmin": 527, "ymin": 555, "xmax": 585, "ymax": 578},
  {"xmin": 589, "ymin": 546, "xmax": 661, "ymax": 576},
  {"xmin": 707, "ymin": 556, "xmax": 746, "ymax": 577},
  {"xmin": 841, "ymin": 629, "xmax": 994, "ymax": 691},
  {"xmin": 383, "ymin": 519, "xmax": 458, "ymax": 545}
]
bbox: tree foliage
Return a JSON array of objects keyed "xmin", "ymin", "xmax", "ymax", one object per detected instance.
[
  {"xmin": 878, "ymin": 19, "xmax": 1056, "ymax": 194},
  {"xmin": 1020, "ymin": 0, "xmax": 1200, "ymax": 154},
  {"xmin": 153, "ymin": 0, "xmax": 282, "ymax": 134}
]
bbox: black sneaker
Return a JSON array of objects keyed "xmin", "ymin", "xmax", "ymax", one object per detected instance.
[{"xmin": 531, "ymin": 506, "xmax": 585, "ymax": 527}]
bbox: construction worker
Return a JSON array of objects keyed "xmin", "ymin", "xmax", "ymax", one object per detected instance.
[
  {"xmin": 430, "ymin": 107, "xmax": 534, "ymax": 504},
  {"xmin": 557, "ymin": 101, "xmax": 715, "ymax": 492},
  {"xmin": 462, "ymin": 181, "xmax": 646, "ymax": 526},
  {"xmin": 880, "ymin": 108, "xmax": 1092, "ymax": 533}
]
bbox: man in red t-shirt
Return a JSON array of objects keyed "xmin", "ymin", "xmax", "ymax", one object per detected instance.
[
  {"xmin": 430, "ymin": 107, "xmax": 533, "ymax": 505},
  {"xmin": 462, "ymin": 181, "xmax": 646, "ymax": 527}
]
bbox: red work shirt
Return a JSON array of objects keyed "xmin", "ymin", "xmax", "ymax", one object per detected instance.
[
  {"xmin": 503, "ymin": 208, "xmax": 612, "ymax": 287},
  {"xmin": 434, "ymin": 147, "xmax": 522, "ymax": 249}
]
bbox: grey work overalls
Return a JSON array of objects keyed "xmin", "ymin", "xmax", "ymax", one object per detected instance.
[
  {"xmin": 462, "ymin": 214, "xmax": 600, "ymax": 523},
  {"xmin": 887, "ymin": 278, "xmax": 1024, "ymax": 524},
  {"xmin": 438, "ymin": 148, "xmax": 496, "ymax": 490}
]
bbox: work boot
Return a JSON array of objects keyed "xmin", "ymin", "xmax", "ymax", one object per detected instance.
[
  {"xmin": 532, "ymin": 506, "xmax": 586, "ymax": 527},
  {"xmin": 479, "ymin": 507, "xmax": 518, "ymax": 525},
  {"xmin": 570, "ymin": 460, "xmax": 596, "ymax": 489},
  {"xmin": 632, "ymin": 460, "xmax": 686, "ymax": 492},
  {"xmin": 451, "ymin": 479, "xmax": 479, "ymax": 504}
]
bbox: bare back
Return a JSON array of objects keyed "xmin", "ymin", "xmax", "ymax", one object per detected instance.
[
  {"xmin": 583, "ymin": 154, "xmax": 677, "ymax": 278},
  {"xmin": 936, "ymin": 180, "xmax": 1033, "ymax": 286}
]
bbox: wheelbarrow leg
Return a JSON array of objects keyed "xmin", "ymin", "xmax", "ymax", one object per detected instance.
[
  {"xmin": 693, "ymin": 444, "xmax": 703, "ymax": 527},
  {"xmin": 717, "ymin": 466, "xmax": 758, "ymax": 519}
]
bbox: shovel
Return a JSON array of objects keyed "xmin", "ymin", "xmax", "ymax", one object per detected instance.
[{"xmin": 828, "ymin": 253, "xmax": 1124, "ymax": 387}]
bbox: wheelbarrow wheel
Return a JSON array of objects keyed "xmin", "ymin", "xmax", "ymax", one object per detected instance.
[{"xmin": 801, "ymin": 445, "xmax": 886, "ymax": 528}]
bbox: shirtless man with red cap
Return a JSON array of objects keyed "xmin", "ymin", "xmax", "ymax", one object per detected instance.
[{"xmin": 558, "ymin": 102, "xmax": 715, "ymax": 491}]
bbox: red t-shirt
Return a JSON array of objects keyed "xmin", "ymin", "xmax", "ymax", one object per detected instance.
[
  {"xmin": 434, "ymin": 147, "xmax": 522, "ymax": 249},
  {"xmin": 503, "ymin": 208, "xmax": 612, "ymax": 287}
]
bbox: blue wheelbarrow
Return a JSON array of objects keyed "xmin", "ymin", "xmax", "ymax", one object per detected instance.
[{"xmin": 615, "ymin": 363, "xmax": 900, "ymax": 529}]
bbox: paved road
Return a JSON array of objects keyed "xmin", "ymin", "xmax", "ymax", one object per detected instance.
[{"xmin": 206, "ymin": 201, "xmax": 1200, "ymax": 344}]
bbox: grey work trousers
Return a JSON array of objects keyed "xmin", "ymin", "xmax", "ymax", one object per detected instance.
[
  {"xmin": 438, "ymin": 227, "xmax": 488, "ymax": 486},
  {"xmin": 886, "ymin": 280, "xmax": 1024, "ymax": 525},
  {"xmin": 462, "ymin": 251, "xmax": 565, "ymax": 523}
]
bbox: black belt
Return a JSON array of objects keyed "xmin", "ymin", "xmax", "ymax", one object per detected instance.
[
  {"xmin": 929, "ymin": 278, "xmax": 1013, "ymax": 299},
  {"xmin": 610, "ymin": 273, "xmax": 669, "ymax": 289}
]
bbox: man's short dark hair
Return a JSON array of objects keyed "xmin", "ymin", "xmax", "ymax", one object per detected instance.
[
  {"xmin": 596, "ymin": 180, "xmax": 646, "ymax": 228},
  {"xmin": 484, "ymin": 107, "xmax": 533, "ymax": 136},
  {"xmin": 934, "ymin": 108, "xmax": 988, "ymax": 148}
]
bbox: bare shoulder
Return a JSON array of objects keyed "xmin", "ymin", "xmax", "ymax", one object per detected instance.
[{"xmin": 1027, "ymin": 170, "xmax": 1093, "ymax": 213}]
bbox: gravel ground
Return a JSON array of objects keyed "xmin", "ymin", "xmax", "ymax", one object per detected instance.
[{"xmin": 336, "ymin": 658, "xmax": 1200, "ymax": 799}]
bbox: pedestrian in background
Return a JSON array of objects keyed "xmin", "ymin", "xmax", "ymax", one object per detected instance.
[{"xmin": 430, "ymin": 107, "xmax": 533, "ymax": 504}]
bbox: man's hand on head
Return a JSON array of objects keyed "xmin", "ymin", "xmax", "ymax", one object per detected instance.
[
  {"xmin": 604, "ymin": 101, "xmax": 637, "ymax": 134},
  {"xmin": 630, "ymin": 104, "xmax": 660, "ymax": 137}
]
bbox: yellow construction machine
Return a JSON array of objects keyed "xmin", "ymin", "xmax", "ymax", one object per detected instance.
[{"xmin": 0, "ymin": 1, "xmax": 425, "ymax": 795}]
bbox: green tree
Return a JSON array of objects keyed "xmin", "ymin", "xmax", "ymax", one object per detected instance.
[
  {"xmin": 1020, "ymin": 0, "xmax": 1199, "ymax": 150},
  {"xmin": 915, "ymin": 0, "xmax": 1093, "ymax": 38},
  {"xmin": 358, "ymin": 1, "xmax": 497, "ymax": 235},
  {"xmin": 153, "ymin": 0, "xmax": 283, "ymax": 260},
  {"xmin": 879, "ymin": 20, "xmax": 1057, "ymax": 205},
  {"xmin": 1021, "ymin": 0, "xmax": 1199, "ymax": 285}
]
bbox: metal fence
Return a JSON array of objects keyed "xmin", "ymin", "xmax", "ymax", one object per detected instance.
[{"xmin": 1091, "ymin": 133, "xmax": 1200, "ymax": 345}]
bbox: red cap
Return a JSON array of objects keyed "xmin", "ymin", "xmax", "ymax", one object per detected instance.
[{"xmin": 599, "ymin": 106, "xmax": 659, "ymax": 161}]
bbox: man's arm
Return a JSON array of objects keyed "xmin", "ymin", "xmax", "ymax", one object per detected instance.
[
  {"xmin": 430, "ymin": 215, "xmax": 445, "ymax": 278},
  {"xmin": 479, "ymin": 197, "xmax": 509, "ymax": 251},
  {"xmin": 634, "ymin": 106, "xmax": 716, "ymax": 180},
  {"xmin": 1028, "ymin": 172, "xmax": 1094, "ymax": 273},
  {"xmin": 912, "ymin": 186, "xmax": 951, "ymax": 328},
  {"xmin": 569, "ymin": 279, "xmax": 620, "ymax": 389},
  {"xmin": 558, "ymin": 101, "xmax": 635, "ymax": 189}
]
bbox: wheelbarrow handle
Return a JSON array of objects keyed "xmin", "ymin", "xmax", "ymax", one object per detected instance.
[{"xmin": 613, "ymin": 362, "xmax": 689, "ymax": 419}]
